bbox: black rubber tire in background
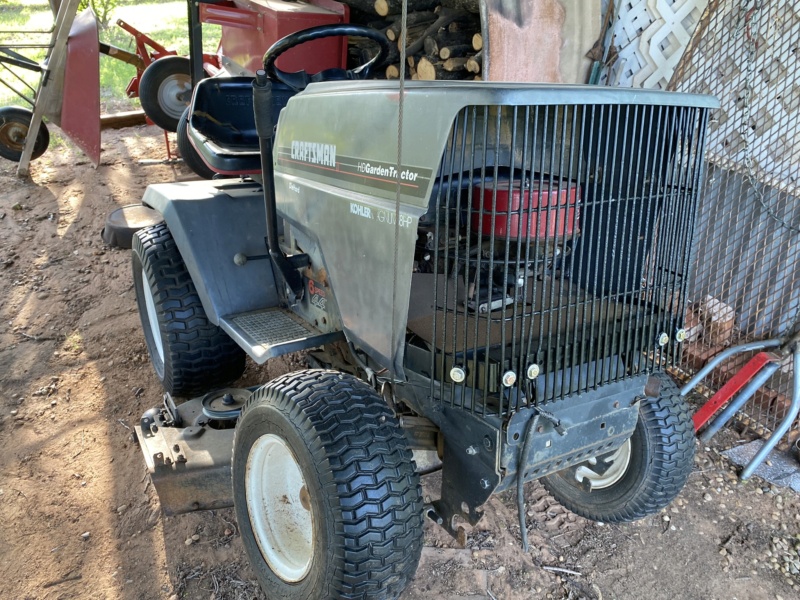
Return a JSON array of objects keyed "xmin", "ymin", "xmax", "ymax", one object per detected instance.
[
  {"xmin": 541, "ymin": 388, "xmax": 696, "ymax": 522},
  {"xmin": 0, "ymin": 106, "xmax": 49, "ymax": 162},
  {"xmin": 138, "ymin": 56, "xmax": 192, "ymax": 132},
  {"xmin": 233, "ymin": 370, "xmax": 424, "ymax": 600},
  {"xmin": 176, "ymin": 107, "xmax": 215, "ymax": 179},
  {"xmin": 132, "ymin": 223, "xmax": 245, "ymax": 396}
]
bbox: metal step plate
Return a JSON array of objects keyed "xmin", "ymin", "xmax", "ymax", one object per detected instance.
[{"xmin": 220, "ymin": 308, "xmax": 343, "ymax": 364}]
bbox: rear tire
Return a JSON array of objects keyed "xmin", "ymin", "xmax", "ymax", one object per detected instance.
[
  {"xmin": 542, "ymin": 384, "xmax": 695, "ymax": 522},
  {"xmin": 138, "ymin": 56, "xmax": 192, "ymax": 132},
  {"xmin": 177, "ymin": 107, "xmax": 215, "ymax": 179},
  {"xmin": 132, "ymin": 223, "xmax": 245, "ymax": 396},
  {"xmin": 0, "ymin": 106, "xmax": 49, "ymax": 162},
  {"xmin": 233, "ymin": 370, "xmax": 424, "ymax": 599}
]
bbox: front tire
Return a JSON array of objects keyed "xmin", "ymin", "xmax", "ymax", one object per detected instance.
[
  {"xmin": 138, "ymin": 56, "xmax": 192, "ymax": 132},
  {"xmin": 542, "ymin": 387, "xmax": 695, "ymax": 522},
  {"xmin": 233, "ymin": 370, "xmax": 424, "ymax": 599},
  {"xmin": 132, "ymin": 223, "xmax": 245, "ymax": 396}
]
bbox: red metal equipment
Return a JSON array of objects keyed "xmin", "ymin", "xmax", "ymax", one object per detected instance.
[
  {"xmin": 200, "ymin": 0, "xmax": 348, "ymax": 76},
  {"xmin": 692, "ymin": 351, "xmax": 778, "ymax": 432}
]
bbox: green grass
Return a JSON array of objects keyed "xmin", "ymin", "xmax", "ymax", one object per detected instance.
[{"xmin": 0, "ymin": 0, "xmax": 220, "ymax": 111}]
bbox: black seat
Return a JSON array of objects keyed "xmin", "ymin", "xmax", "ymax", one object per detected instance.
[{"xmin": 187, "ymin": 76, "xmax": 295, "ymax": 175}]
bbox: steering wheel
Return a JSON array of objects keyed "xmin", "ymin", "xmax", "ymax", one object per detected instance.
[{"xmin": 263, "ymin": 24, "xmax": 391, "ymax": 92}]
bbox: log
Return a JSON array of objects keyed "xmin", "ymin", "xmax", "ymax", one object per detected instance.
[
  {"xmin": 442, "ymin": 57, "xmax": 469, "ymax": 72},
  {"xmin": 101, "ymin": 110, "xmax": 147, "ymax": 130},
  {"xmin": 440, "ymin": 0, "xmax": 480, "ymax": 12},
  {"xmin": 439, "ymin": 44, "xmax": 473, "ymax": 60},
  {"xmin": 386, "ymin": 64, "xmax": 402, "ymax": 79},
  {"xmin": 340, "ymin": 0, "xmax": 385, "ymax": 15},
  {"xmin": 447, "ymin": 15, "xmax": 480, "ymax": 33},
  {"xmin": 465, "ymin": 50, "xmax": 482, "ymax": 73},
  {"xmin": 417, "ymin": 56, "xmax": 464, "ymax": 80},
  {"xmin": 396, "ymin": 23, "xmax": 434, "ymax": 51},
  {"xmin": 374, "ymin": 0, "xmax": 439, "ymax": 17},
  {"xmin": 472, "ymin": 33, "xmax": 482, "ymax": 51},
  {"xmin": 423, "ymin": 36, "xmax": 439, "ymax": 58},
  {"xmin": 404, "ymin": 9, "xmax": 463, "ymax": 56},
  {"xmin": 386, "ymin": 10, "xmax": 436, "ymax": 41}
]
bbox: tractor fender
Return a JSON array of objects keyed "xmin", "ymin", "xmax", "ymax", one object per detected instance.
[{"xmin": 141, "ymin": 180, "xmax": 280, "ymax": 325}]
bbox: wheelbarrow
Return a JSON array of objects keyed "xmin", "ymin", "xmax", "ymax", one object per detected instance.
[{"xmin": 1, "ymin": 0, "xmax": 100, "ymax": 176}]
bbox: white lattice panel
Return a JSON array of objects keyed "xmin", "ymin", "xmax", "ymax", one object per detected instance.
[
  {"xmin": 673, "ymin": 2, "xmax": 800, "ymax": 193},
  {"xmin": 604, "ymin": 0, "xmax": 708, "ymax": 89}
]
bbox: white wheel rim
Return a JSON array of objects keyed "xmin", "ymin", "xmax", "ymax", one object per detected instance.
[
  {"xmin": 141, "ymin": 268, "xmax": 164, "ymax": 363},
  {"xmin": 574, "ymin": 439, "xmax": 631, "ymax": 490},
  {"xmin": 245, "ymin": 433, "xmax": 314, "ymax": 583},
  {"xmin": 158, "ymin": 74, "xmax": 191, "ymax": 120}
]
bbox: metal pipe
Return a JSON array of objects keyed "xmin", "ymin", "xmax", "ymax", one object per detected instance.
[
  {"xmin": 253, "ymin": 71, "xmax": 304, "ymax": 299},
  {"xmin": 517, "ymin": 413, "xmax": 540, "ymax": 553},
  {"xmin": 741, "ymin": 349, "xmax": 800, "ymax": 480},
  {"xmin": 699, "ymin": 361, "xmax": 779, "ymax": 442},
  {"xmin": 679, "ymin": 339, "xmax": 781, "ymax": 395}
]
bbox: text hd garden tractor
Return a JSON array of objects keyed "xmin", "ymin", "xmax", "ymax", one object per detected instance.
[{"xmin": 129, "ymin": 22, "xmax": 718, "ymax": 600}]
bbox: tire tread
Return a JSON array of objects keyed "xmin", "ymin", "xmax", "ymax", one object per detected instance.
[
  {"xmin": 237, "ymin": 370, "xmax": 423, "ymax": 599},
  {"xmin": 133, "ymin": 223, "xmax": 245, "ymax": 395}
]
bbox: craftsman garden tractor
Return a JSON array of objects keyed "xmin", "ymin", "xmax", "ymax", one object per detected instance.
[{"xmin": 130, "ymin": 22, "xmax": 717, "ymax": 600}]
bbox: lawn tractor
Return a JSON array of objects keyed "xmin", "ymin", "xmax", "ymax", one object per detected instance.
[{"xmin": 129, "ymin": 20, "xmax": 717, "ymax": 599}]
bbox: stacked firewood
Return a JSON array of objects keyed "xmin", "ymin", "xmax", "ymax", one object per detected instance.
[{"xmin": 342, "ymin": 1, "xmax": 483, "ymax": 81}]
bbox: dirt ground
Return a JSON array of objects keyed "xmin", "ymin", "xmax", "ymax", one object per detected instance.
[{"xmin": 1, "ymin": 126, "xmax": 799, "ymax": 600}]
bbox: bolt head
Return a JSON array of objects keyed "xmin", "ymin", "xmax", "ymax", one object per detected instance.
[
  {"xmin": 466, "ymin": 445, "xmax": 478, "ymax": 455},
  {"xmin": 675, "ymin": 328, "xmax": 687, "ymax": 343},
  {"xmin": 526, "ymin": 363, "xmax": 540, "ymax": 380},
  {"xmin": 657, "ymin": 332, "xmax": 670, "ymax": 347},
  {"xmin": 450, "ymin": 366, "xmax": 466, "ymax": 383},
  {"xmin": 502, "ymin": 370, "xmax": 517, "ymax": 387},
  {"xmin": 479, "ymin": 478, "xmax": 491, "ymax": 489}
]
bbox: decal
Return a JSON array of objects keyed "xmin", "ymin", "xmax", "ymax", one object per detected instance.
[
  {"xmin": 291, "ymin": 140, "xmax": 336, "ymax": 167},
  {"xmin": 350, "ymin": 203, "xmax": 373, "ymax": 219},
  {"xmin": 288, "ymin": 182, "xmax": 300, "ymax": 194},
  {"xmin": 377, "ymin": 209, "xmax": 413, "ymax": 228},
  {"xmin": 275, "ymin": 146, "xmax": 433, "ymax": 200},
  {"xmin": 308, "ymin": 280, "xmax": 328, "ymax": 312}
]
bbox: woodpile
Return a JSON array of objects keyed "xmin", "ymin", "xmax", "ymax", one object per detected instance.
[{"xmin": 340, "ymin": 1, "xmax": 483, "ymax": 81}]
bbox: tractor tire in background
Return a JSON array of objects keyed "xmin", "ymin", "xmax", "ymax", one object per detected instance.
[
  {"xmin": 541, "ymin": 380, "xmax": 695, "ymax": 523},
  {"xmin": 233, "ymin": 370, "xmax": 424, "ymax": 600},
  {"xmin": 177, "ymin": 107, "xmax": 214, "ymax": 179},
  {"xmin": 138, "ymin": 56, "xmax": 192, "ymax": 132},
  {"xmin": 132, "ymin": 223, "xmax": 246, "ymax": 396},
  {"xmin": 0, "ymin": 106, "xmax": 49, "ymax": 162}
]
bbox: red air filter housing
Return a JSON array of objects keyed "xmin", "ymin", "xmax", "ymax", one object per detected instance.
[{"xmin": 471, "ymin": 180, "xmax": 580, "ymax": 240}]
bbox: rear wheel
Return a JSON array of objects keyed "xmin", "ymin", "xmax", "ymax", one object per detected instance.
[
  {"xmin": 132, "ymin": 223, "xmax": 245, "ymax": 396},
  {"xmin": 0, "ymin": 106, "xmax": 49, "ymax": 162},
  {"xmin": 542, "ymin": 384, "xmax": 695, "ymax": 522},
  {"xmin": 177, "ymin": 107, "xmax": 214, "ymax": 179},
  {"xmin": 233, "ymin": 370, "xmax": 424, "ymax": 599},
  {"xmin": 138, "ymin": 56, "xmax": 192, "ymax": 132}
]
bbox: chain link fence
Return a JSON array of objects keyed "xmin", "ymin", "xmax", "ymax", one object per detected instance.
[{"xmin": 668, "ymin": 0, "xmax": 800, "ymax": 437}]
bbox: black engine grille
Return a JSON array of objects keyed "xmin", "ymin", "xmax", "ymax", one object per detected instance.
[{"xmin": 413, "ymin": 101, "xmax": 710, "ymax": 418}]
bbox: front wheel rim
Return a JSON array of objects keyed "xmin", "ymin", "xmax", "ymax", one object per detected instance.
[
  {"xmin": 574, "ymin": 439, "xmax": 631, "ymax": 490},
  {"xmin": 246, "ymin": 433, "xmax": 314, "ymax": 583},
  {"xmin": 158, "ymin": 74, "xmax": 191, "ymax": 120}
]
